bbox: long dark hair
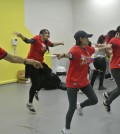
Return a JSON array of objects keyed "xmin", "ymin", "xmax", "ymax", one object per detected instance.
[
  {"xmin": 106, "ymin": 30, "xmax": 116, "ymax": 44},
  {"xmin": 97, "ymin": 35, "xmax": 105, "ymax": 44},
  {"xmin": 39, "ymin": 29, "xmax": 50, "ymax": 52}
]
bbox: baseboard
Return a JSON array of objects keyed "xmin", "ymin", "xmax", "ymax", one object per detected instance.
[{"xmin": 0, "ymin": 79, "xmax": 17, "ymax": 85}]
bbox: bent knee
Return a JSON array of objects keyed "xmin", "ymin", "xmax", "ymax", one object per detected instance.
[{"xmin": 91, "ymin": 97, "xmax": 98, "ymax": 105}]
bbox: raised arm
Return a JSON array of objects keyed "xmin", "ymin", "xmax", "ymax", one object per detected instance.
[{"xmin": 13, "ymin": 32, "xmax": 36, "ymax": 44}]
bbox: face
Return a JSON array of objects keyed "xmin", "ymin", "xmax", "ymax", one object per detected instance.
[
  {"xmin": 80, "ymin": 37, "xmax": 89, "ymax": 46},
  {"xmin": 41, "ymin": 31, "xmax": 50, "ymax": 41},
  {"xmin": 116, "ymin": 32, "xmax": 120, "ymax": 38}
]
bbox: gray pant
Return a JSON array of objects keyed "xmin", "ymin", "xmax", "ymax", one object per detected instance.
[
  {"xmin": 106, "ymin": 69, "xmax": 120, "ymax": 105},
  {"xmin": 65, "ymin": 84, "xmax": 98, "ymax": 129}
]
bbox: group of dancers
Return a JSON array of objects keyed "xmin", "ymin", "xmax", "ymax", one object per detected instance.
[{"xmin": 0, "ymin": 26, "xmax": 120, "ymax": 134}]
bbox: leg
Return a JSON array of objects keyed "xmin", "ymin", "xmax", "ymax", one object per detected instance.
[
  {"xmin": 65, "ymin": 88, "xmax": 78, "ymax": 129},
  {"xmin": 80, "ymin": 84, "xmax": 98, "ymax": 108},
  {"xmin": 106, "ymin": 69, "xmax": 120, "ymax": 105},
  {"xmin": 99, "ymin": 58, "xmax": 107, "ymax": 89},
  {"xmin": 91, "ymin": 70, "xmax": 99, "ymax": 87},
  {"xmin": 90, "ymin": 58, "xmax": 100, "ymax": 87}
]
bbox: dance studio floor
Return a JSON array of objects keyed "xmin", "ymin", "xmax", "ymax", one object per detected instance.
[{"xmin": 0, "ymin": 79, "xmax": 120, "ymax": 134}]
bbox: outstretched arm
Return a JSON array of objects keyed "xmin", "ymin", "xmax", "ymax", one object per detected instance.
[
  {"xmin": 54, "ymin": 53, "xmax": 71, "ymax": 59},
  {"xmin": 13, "ymin": 32, "xmax": 36, "ymax": 44},
  {"xmin": 4, "ymin": 54, "xmax": 43, "ymax": 69},
  {"xmin": 50, "ymin": 42, "xmax": 64, "ymax": 47}
]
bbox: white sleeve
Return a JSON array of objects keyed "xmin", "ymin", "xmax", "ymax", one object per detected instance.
[{"xmin": 94, "ymin": 48, "xmax": 99, "ymax": 53}]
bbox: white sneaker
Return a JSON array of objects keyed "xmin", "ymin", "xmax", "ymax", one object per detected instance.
[
  {"xmin": 62, "ymin": 128, "xmax": 71, "ymax": 134},
  {"xmin": 77, "ymin": 102, "xmax": 83, "ymax": 116}
]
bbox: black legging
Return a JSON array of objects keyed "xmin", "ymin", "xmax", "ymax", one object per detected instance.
[
  {"xmin": 25, "ymin": 63, "xmax": 52, "ymax": 103},
  {"xmin": 91, "ymin": 57, "xmax": 106, "ymax": 87},
  {"xmin": 106, "ymin": 69, "xmax": 120, "ymax": 105},
  {"xmin": 65, "ymin": 84, "xmax": 98, "ymax": 129}
]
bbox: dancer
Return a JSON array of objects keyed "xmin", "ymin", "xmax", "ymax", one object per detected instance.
[
  {"xmin": 0, "ymin": 47, "xmax": 42, "ymax": 68},
  {"xmin": 14, "ymin": 29, "xmax": 64, "ymax": 113},
  {"xmin": 103, "ymin": 27, "xmax": 120, "ymax": 113},
  {"xmin": 56, "ymin": 30, "xmax": 111, "ymax": 134},
  {"xmin": 91, "ymin": 35, "xmax": 107, "ymax": 90}
]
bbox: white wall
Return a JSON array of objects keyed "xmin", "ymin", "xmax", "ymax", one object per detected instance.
[
  {"xmin": 73, "ymin": 0, "xmax": 120, "ymax": 43},
  {"xmin": 24, "ymin": 0, "xmax": 74, "ymax": 53}
]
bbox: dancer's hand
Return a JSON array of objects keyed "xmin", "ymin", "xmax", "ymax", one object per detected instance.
[
  {"xmin": 54, "ymin": 54, "xmax": 65, "ymax": 60},
  {"xmin": 13, "ymin": 32, "xmax": 25, "ymax": 40},
  {"xmin": 26, "ymin": 59, "xmax": 43, "ymax": 69}
]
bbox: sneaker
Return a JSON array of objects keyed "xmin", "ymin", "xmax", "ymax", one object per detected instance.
[
  {"xmin": 62, "ymin": 128, "xmax": 71, "ymax": 134},
  {"xmin": 103, "ymin": 101, "xmax": 111, "ymax": 113},
  {"xmin": 26, "ymin": 104, "xmax": 36, "ymax": 113},
  {"xmin": 35, "ymin": 92, "xmax": 39, "ymax": 101},
  {"xmin": 103, "ymin": 92, "xmax": 109, "ymax": 99},
  {"xmin": 77, "ymin": 102, "xmax": 83, "ymax": 116},
  {"xmin": 98, "ymin": 86, "xmax": 107, "ymax": 90}
]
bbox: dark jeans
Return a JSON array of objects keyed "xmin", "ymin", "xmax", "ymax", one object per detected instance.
[
  {"xmin": 25, "ymin": 63, "xmax": 52, "ymax": 103},
  {"xmin": 65, "ymin": 84, "xmax": 98, "ymax": 129},
  {"xmin": 91, "ymin": 57, "xmax": 106, "ymax": 87},
  {"xmin": 106, "ymin": 69, "xmax": 120, "ymax": 105}
]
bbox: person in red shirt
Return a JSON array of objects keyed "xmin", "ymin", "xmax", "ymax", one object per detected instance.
[
  {"xmin": 0, "ymin": 47, "xmax": 42, "ymax": 68},
  {"xmin": 14, "ymin": 29, "xmax": 64, "ymax": 113},
  {"xmin": 103, "ymin": 26, "xmax": 120, "ymax": 113},
  {"xmin": 56, "ymin": 30, "xmax": 111, "ymax": 134}
]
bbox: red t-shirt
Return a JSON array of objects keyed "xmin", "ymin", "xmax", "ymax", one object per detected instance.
[
  {"xmin": 27, "ymin": 35, "xmax": 52, "ymax": 63},
  {"xmin": 66, "ymin": 45, "xmax": 95, "ymax": 88},
  {"xmin": 109, "ymin": 37, "xmax": 120, "ymax": 69},
  {"xmin": 0, "ymin": 47, "xmax": 7, "ymax": 60}
]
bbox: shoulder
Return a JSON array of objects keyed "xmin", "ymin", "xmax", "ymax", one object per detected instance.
[{"xmin": 32, "ymin": 35, "xmax": 40, "ymax": 40}]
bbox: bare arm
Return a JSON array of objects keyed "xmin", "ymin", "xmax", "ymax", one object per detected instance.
[
  {"xmin": 95, "ymin": 44, "xmax": 112, "ymax": 53},
  {"xmin": 4, "ymin": 54, "xmax": 43, "ymax": 69},
  {"xmin": 54, "ymin": 53, "xmax": 71, "ymax": 59},
  {"xmin": 51, "ymin": 42, "xmax": 64, "ymax": 47}
]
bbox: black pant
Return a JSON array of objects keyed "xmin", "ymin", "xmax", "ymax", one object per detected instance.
[
  {"xmin": 25, "ymin": 63, "xmax": 52, "ymax": 103},
  {"xmin": 65, "ymin": 84, "xmax": 98, "ymax": 129},
  {"xmin": 106, "ymin": 69, "xmax": 120, "ymax": 105},
  {"xmin": 91, "ymin": 57, "xmax": 106, "ymax": 87}
]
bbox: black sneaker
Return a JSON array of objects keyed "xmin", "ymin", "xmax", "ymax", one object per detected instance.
[
  {"xmin": 98, "ymin": 86, "xmax": 107, "ymax": 90},
  {"xmin": 35, "ymin": 92, "xmax": 39, "ymax": 101},
  {"xmin": 26, "ymin": 104, "xmax": 36, "ymax": 113},
  {"xmin": 103, "ymin": 92, "xmax": 109, "ymax": 99},
  {"xmin": 103, "ymin": 101, "xmax": 111, "ymax": 113}
]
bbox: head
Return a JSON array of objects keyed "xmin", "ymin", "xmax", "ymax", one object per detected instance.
[
  {"xmin": 74, "ymin": 31, "xmax": 93, "ymax": 47},
  {"xmin": 105, "ymin": 30, "xmax": 116, "ymax": 44},
  {"xmin": 39, "ymin": 29, "xmax": 50, "ymax": 41},
  {"xmin": 97, "ymin": 35, "xmax": 105, "ymax": 44},
  {"xmin": 116, "ymin": 26, "xmax": 120, "ymax": 38}
]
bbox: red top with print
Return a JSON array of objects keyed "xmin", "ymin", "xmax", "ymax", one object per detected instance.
[
  {"xmin": 27, "ymin": 35, "xmax": 52, "ymax": 63},
  {"xmin": 109, "ymin": 37, "xmax": 120, "ymax": 69},
  {"xmin": 66, "ymin": 45, "xmax": 95, "ymax": 88},
  {"xmin": 0, "ymin": 47, "xmax": 7, "ymax": 60}
]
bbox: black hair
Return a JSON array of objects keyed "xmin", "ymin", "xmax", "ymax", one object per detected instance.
[
  {"xmin": 88, "ymin": 41, "xmax": 92, "ymax": 46},
  {"xmin": 97, "ymin": 35, "xmax": 105, "ymax": 44},
  {"xmin": 106, "ymin": 30, "xmax": 116, "ymax": 43},
  {"xmin": 39, "ymin": 29, "xmax": 50, "ymax": 35},
  {"xmin": 76, "ymin": 39, "xmax": 82, "ymax": 46},
  {"xmin": 116, "ymin": 26, "xmax": 120, "ymax": 32}
]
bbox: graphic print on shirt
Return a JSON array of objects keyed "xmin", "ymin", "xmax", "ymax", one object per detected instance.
[
  {"xmin": 81, "ymin": 54, "xmax": 92, "ymax": 65},
  {"xmin": 41, "ymin": 43, "xmax": 47, "ymax": 52}
]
